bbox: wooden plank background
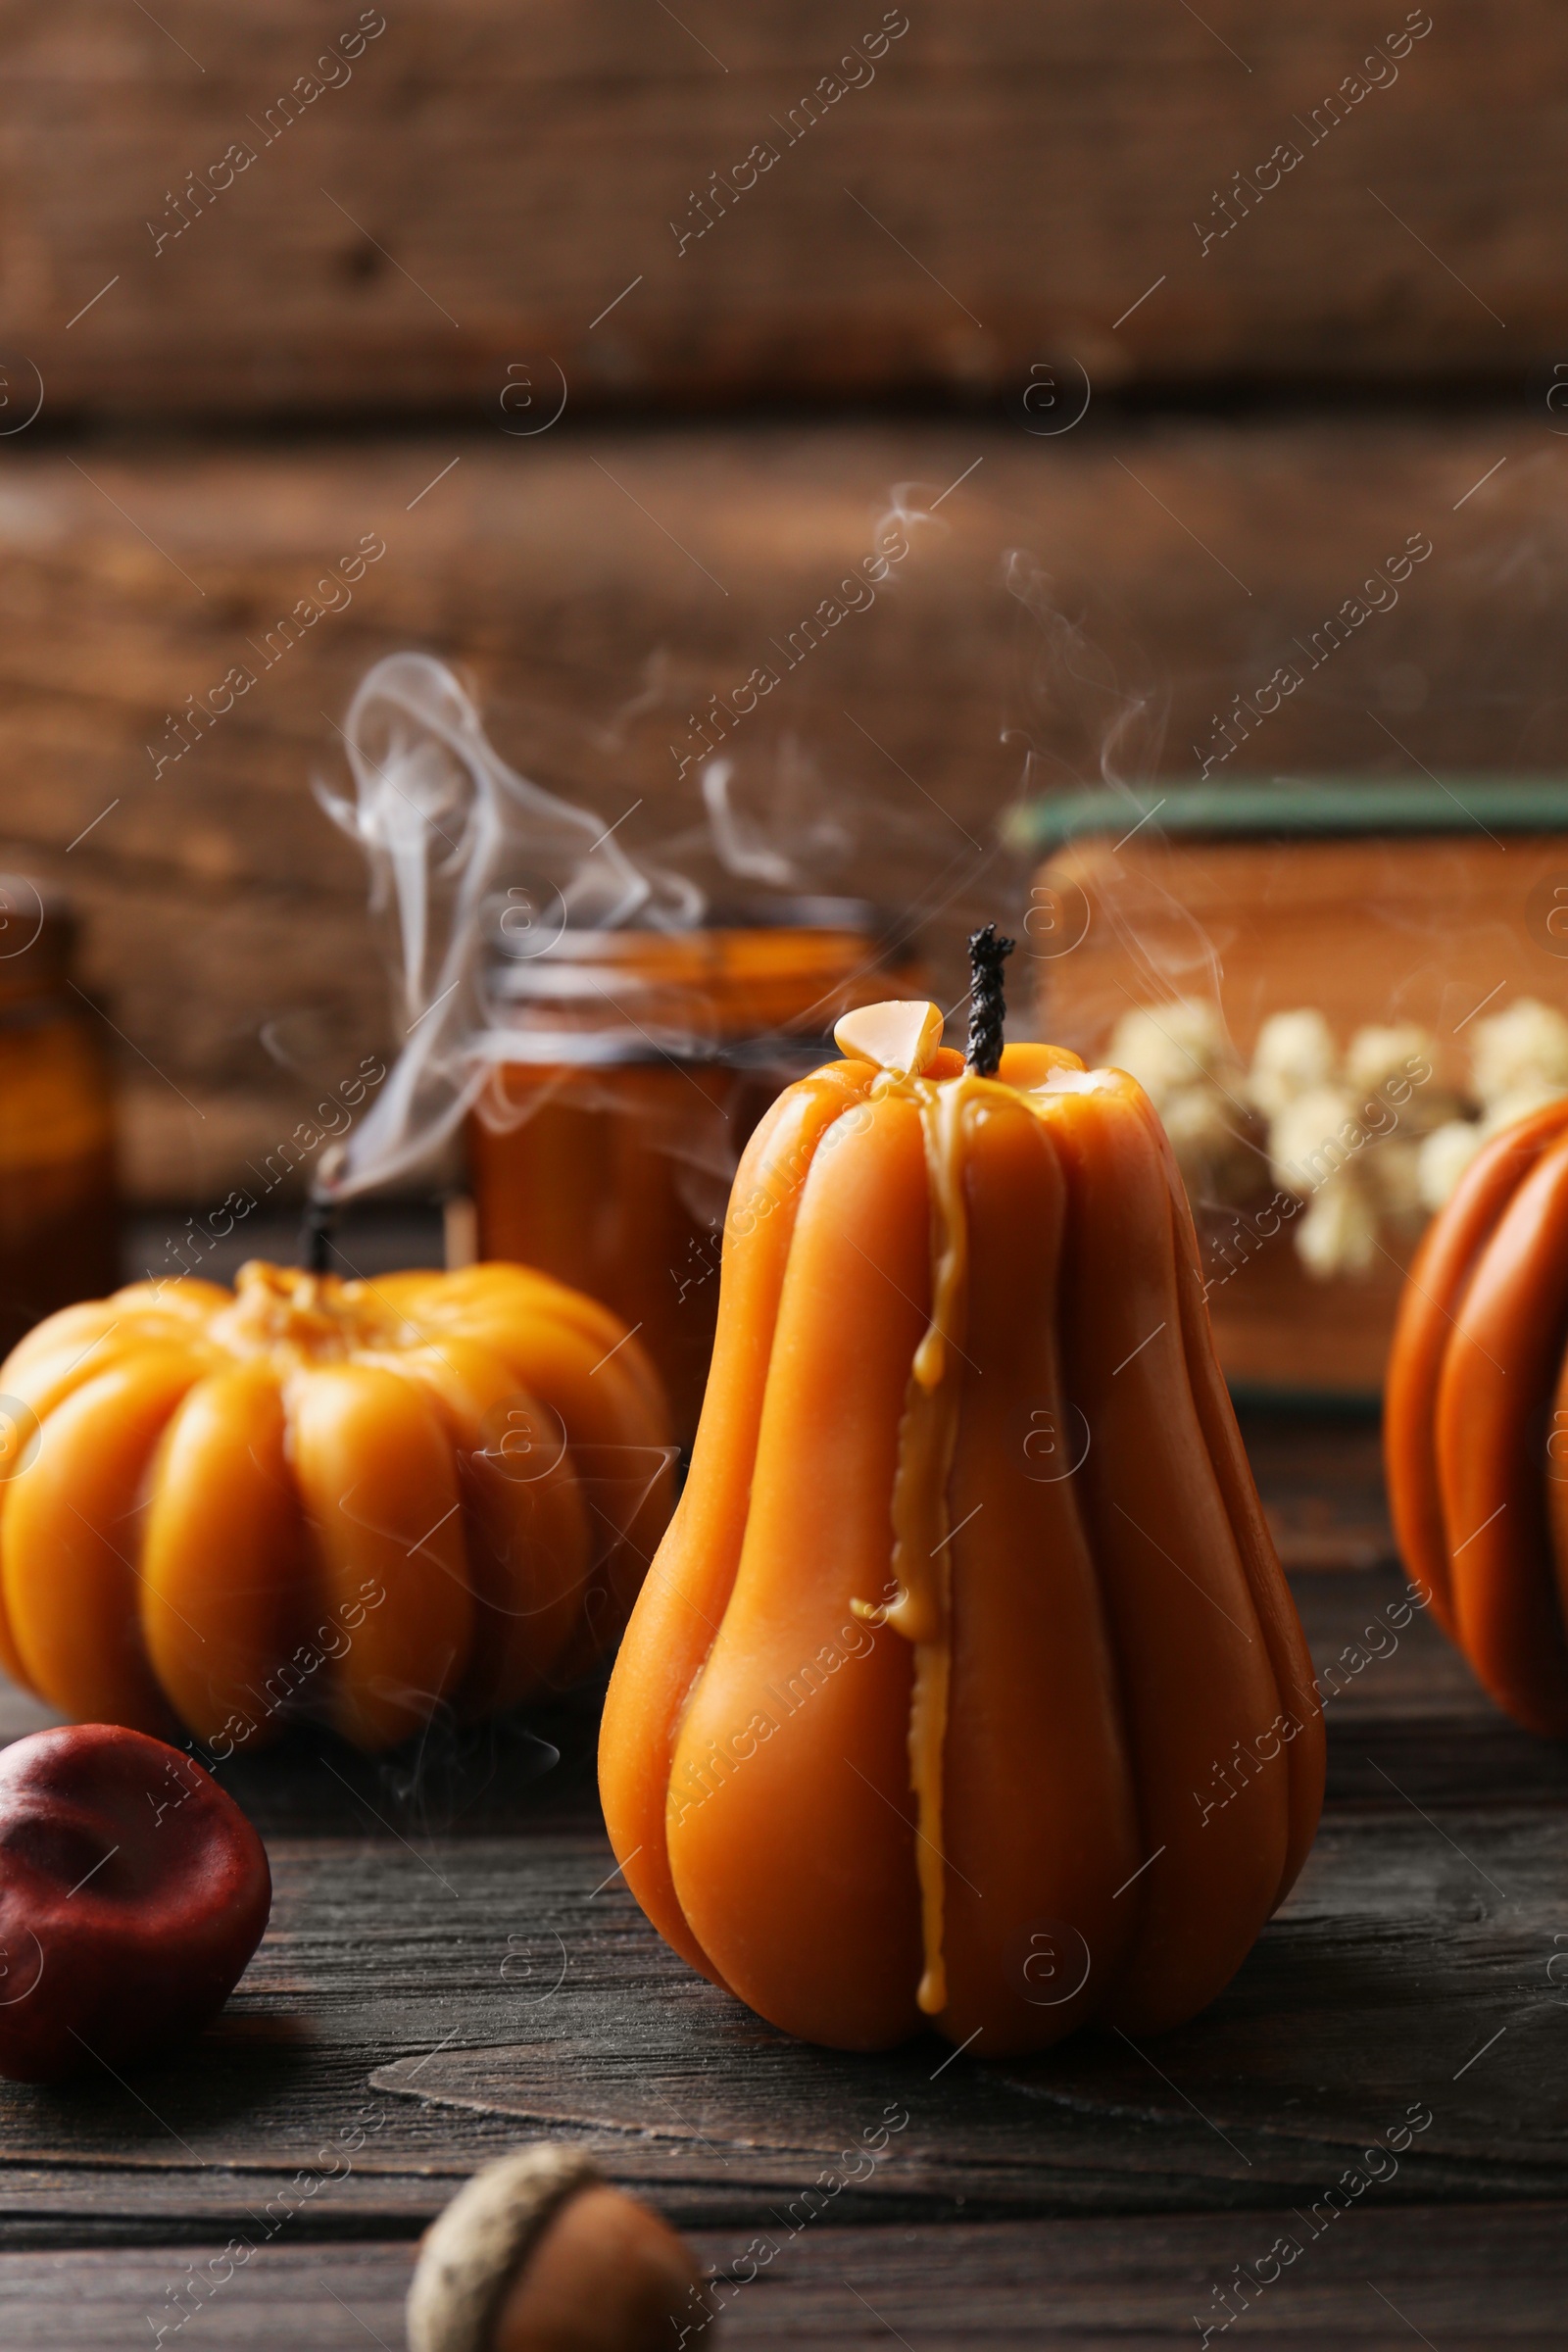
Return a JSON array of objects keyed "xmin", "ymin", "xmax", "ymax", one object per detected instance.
[
  {"xmin": 2, "ymin": 1, "xmax": 1556, "ymax": 414},
  {"xmin": 4, "ymin": 2212, "xmax": 1566, "ymax": 2349},
  {"xmin": 1, "ymin": 413, "xmax": 1559, "ymax": 1200},
  {"xmin": 4, "ymin": 6, "xmax": 1565, "ymax": 1203}
]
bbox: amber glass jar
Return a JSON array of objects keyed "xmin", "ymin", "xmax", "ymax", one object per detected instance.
[
  {"xmin": 467, "ymin": 906, "xmax": 922, "ymax": 1446},
  {"xmin": 0, "ymin": 880, "xmax": 119, "ymax": 1358}
]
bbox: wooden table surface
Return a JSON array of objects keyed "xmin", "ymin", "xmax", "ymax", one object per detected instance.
[{"xmin": 2, "ymin": 1407, "xmax": 1563, "ymax": 2349}]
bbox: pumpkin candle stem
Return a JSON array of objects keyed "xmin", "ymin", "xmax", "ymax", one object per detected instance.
[{"xmin": 964, "ymin": 924, "xmax": 1014, "ymax": 1078}]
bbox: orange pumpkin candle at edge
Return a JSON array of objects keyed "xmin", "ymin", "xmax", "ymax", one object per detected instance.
[
  {"xmin": 1385, "ymin": 1095, "xmax": 1568, "ymax": 1736},
  {"xmin": 599, "ymin": 932, "xmax": 1324, "ymax": 2054}
]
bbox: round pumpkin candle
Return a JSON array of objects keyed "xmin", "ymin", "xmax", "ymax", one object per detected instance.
[
  {"xmin": 0, "ymin": 1261, "xmax": 672, "ymax": 1751},
  {"xmin": 600, "ymin": 935, "xmax": 1323, "ymax": 2053}
]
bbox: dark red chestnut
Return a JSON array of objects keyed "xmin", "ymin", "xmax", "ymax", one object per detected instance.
[{"xmin": 0, "ymin": 1724, "xmax": 270, "ymax": 2082}]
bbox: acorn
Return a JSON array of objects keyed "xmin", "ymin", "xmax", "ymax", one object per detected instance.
[{"xmin": 407, "ymin": 2145, "xmax": 710, "ymax": 2352}]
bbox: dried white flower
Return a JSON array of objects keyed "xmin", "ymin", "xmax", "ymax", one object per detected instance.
[
  {"xmin": 1268, "ymin": 1085, "xmax": 1361, "ymax": 1199},
  {"xmin": 1470, "ymin": 998, "xmax": 1568, "ymax": 1108},
  {"xmin": 1367, "ymin": 1136, "xmax": 1425, "ymax": 1224},
  {"xmin": 1478, "ymin": 1080, "xmax": 1568, "ymax": 1138},
  {"xmin": 1296, "ymin": 1179, "xmax": 1379, "ymax": 1281},
  {"xmin": 1110, "ymin": 992, "xmax": 1568, "ymax": 1268},
  {"xmin": 1109, "ymin": 1000, "xmax": 1237, "ymax": 1103},
  {"xmin": 1159, "ymin": 1085, "xmax": 1258, "ymax": 1208},
  {"xmin": 1343, "ymin": 1023, "xmax": 1453, "ymax": 1134},
  {"xmin": 1417, "ymin": 1118, "xmax": 1487, "ymax": 1212},
  {"xmin": 1249, "ymin": 1008, "xmax": 1337, "ymax": 1120}
]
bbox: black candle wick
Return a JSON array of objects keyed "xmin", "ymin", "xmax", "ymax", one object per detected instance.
[
  {"xmin": 964, "ymin": 923, "xmax": 1014, "ymax": 1078},
  {"xmin": 300, "ymin": 1193, "xmax": 337, "ymax": 1276}
]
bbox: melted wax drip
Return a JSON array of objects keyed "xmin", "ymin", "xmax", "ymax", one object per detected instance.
[{"xmin": 861, "ymin": 923, "xmax": 1014, "ymax": 2019}]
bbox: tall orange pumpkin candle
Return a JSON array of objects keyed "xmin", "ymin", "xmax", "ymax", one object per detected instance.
[{"xmin": 600, "ymin": 930, "xmax": 1323, "ymax": 2054}]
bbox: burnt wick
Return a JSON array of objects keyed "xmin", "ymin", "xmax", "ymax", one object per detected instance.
[
  {"xmin": 964, "ymin": 923, "xmax": 1014, "ymax": 1078},
  {"xmin": 300, "ymin": 1194, "xmax": 337, "ymax": 1275}
]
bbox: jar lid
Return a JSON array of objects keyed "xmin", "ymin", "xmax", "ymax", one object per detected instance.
[
  {"xmin": 701, "ymin": 893, "xmax": 888, "ymax": 935},
  {"xmin": 480, "ymin": 910, "xmax": 915, "ymax": 1063}
]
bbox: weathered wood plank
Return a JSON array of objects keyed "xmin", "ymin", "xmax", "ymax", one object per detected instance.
[
  {"xmin": 365, "ymin": 1808, "xmax": 1568, "ymax": 2177},
  {"xmin": 1, "ymin": 2206, "xmax": 1565, "ymax": 2347},
  {"xmin": 1, "ymin": 1, "xmax": 1554, "ymax": 413},
  {"xmin": 1240, "ymin": 1412, "xmax": 1395, "ymax": 1575},
  {"xmin": 0, "ymin": 1789, "xmax": 1560, "ymax": 2241},
  {"xmin": 0, "ymin": 415, "xmax": 1555, "ymax": 1200},
  {"xmin": 691, "ymin": 2201, "xmax": 1568, "ymax": 2345},
  {"xmin": 0, "ymin": 2244, "xmax": 417, "ymax": 2350},
  {"xmin": 1294, "ymin": 1572, "xmax": 1479, "ymax": 1722},
  {"xmin": 687, "ymin": 2201, "xmax": 1568, "ymax": 2346}
]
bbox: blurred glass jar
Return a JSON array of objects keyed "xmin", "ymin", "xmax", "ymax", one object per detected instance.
[
  {"xmin": 0, "ymin": 880, "xmax": 119, "ymax": 1358},
  {"xmin": 467, "ymin": 904, "xmax": 923, "ymax": 1446}
]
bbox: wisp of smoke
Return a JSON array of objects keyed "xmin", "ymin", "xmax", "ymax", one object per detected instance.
[{"xmin": 315, "ymin": 652, "xmax": 699, "ymax": 1200}]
